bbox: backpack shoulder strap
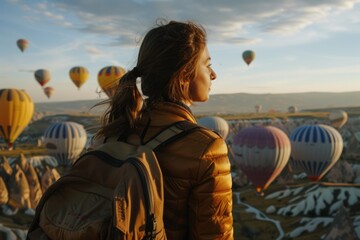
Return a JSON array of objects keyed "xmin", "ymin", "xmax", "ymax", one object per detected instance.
[{"xmin": 145, "ymin": 120, "xmax": 199, "ymax": 150}]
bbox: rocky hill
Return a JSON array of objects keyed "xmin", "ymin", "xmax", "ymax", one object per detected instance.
[{"xmin": 34, "ymin": 91, "xmax": 360, "ymax": 115}]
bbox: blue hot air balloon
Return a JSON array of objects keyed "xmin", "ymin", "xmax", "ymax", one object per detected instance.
[
  {"xmin": 43, "ymin": 121, "xmax": 87, "ymax": 166},
  {"xmin": 290, "ymin": 124, "xmax": 343, "ymax": 181}
]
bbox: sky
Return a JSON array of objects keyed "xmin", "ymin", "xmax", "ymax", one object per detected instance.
[{"xmin": 1, "ymin": 0, "xmax": 360, "ymax": 103}]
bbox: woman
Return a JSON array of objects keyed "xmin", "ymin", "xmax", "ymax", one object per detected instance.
[{"xmin": 96, "ymin": 19, "xmax": 233, "ymax": 240}]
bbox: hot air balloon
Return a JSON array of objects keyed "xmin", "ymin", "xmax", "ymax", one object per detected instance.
[
  {"xmin": 0, "ymin": 89, "xmax": 34, "ymax": 149},
  {"xmin": 69, "ymin": 66, "xmax": 89, "ymax": 89},
  {"xmin": 197, "ymin": 116, "xmax": 229, "ymax": 139},
  {"xmin": 329, "ymin": 110, "xmax": 348, "ymax": 129},
  {"xmin": 98, "ymin": 66, "xmax": 126, "ymax": 98},
  {"xmin": 232, "ymin": 126, "xmax": 291, "ymax": 195},
  {"xmin": 43, "ymin": 86, "xmax": 54, "ymax": 99},
  {"xmin": 288, "ymin": 106, "xmax": 298, "ymax": 113},
  {"xmin": 43, "ymin": 121, "xmax": 87, "ymax": 166},
  {"xmin": 255, "ymin": 104, "xmax": 262, "ymax": 113},
  {"xmin": 290, "ymin": 124, "xmax": 343, "ymax": 181},
  {"xmin": 34, "ymin": 69, "xmax": 51, "ymax": 87},
  {"xmin": 16, "ymin": 39, "xmax": 28, "ymax": 52},
  {"xmin": 242, "ymin": 50, "xmax": 255, "ymax": 66}
]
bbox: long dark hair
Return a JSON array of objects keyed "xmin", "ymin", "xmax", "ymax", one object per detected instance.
[{"xmin": 96, "ymin": 19, "xmax": 207, "ymax": 139}]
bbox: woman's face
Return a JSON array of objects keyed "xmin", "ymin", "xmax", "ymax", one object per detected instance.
[{"xmin": 189, "ymin": 46, "xmax": 216, "ymax": 102}]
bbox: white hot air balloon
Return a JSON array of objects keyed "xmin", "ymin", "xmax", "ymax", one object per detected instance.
[
  {"xmin": 197, "ymin": 116, "xmax": 229, "ymax": 139},
  {"xmin": 290, "ymin": 124, "xmax": 343, "ymax": 181},
  {"xmin": 43, "ymin": 121, "xmax": 87, "ymax": 166},
  {"xmin": 328, "ymin": 110, "xmax": 348, "ymax": 129}
]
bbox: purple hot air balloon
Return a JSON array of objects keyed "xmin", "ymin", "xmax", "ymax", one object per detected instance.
[{"xmin": 232, "ymin": 125, "xmax": 291, "ymax": 195}]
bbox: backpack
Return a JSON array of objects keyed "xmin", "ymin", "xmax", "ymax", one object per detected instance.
[{"xmin": 26, "ymin": 120, "xmax": 198, "ymax": 240}]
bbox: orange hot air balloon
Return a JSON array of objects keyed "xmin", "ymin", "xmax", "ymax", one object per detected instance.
[
  {"xmin": 17, "ymin": 39, "xmax": 28, "ymax": 52},
  {"xmin": 69, "ymin": 66, "xmax": 89, "ymax": 89},
  {"xmin": 34, "ymin": 69, "xmax": 51, "ymax": 87},
  {"xmin": 242, "ymin": 50, "xmax": 255, "ymax": 66},
  {"xmin": 44, "ymin": 86, "xmax": 54, "ymax": 99},
  {"xmin": 97, "ymin": 66, "xmax": 126, "ymax": 97},
  {"xmin": 0, "ymin": 89, "xmax": 34, "ymax": 149}
]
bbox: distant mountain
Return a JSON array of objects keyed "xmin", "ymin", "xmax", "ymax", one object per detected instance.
[{"xmin": 34, "ymin": 91, "xmax": 360, "ymax": 115}]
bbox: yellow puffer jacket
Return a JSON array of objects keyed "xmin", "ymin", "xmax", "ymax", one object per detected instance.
[{"xmin": 138, "ymin": 102, "xmax": 234, "ymax": 240}]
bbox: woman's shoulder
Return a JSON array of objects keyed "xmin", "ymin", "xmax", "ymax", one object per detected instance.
[
  {"xmin": 182, "ymin": 125, "xmax": 228, "ymax": 155},
  {"xmin": 191, "ymin": 124, "xmax": 223, "ymax": 141}
]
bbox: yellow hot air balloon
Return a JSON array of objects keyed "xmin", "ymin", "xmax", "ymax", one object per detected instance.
[
  {"xmin": 98, "ymin": 66, "xmax": 126, "ymax": 97},
  {"xmin": 17, "ymin": 39, "xmax": 28, "ymax": 52},
  {"xmin": 69, "ymin": 66, "xmax": 89, "ymax": 89},
  {"xmin": 0, "ymin": 89, "xmax": 34, "ymax": 149}
]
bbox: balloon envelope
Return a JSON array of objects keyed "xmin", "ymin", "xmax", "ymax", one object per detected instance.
[
  {"xmin": 288, "ymin": 106, "xmax": 298, "ymax": 113},
  {"xmin": 43, "ymin": 121, "xmax": 87, "ymax": 166},
  {"xmin": 242, "ymin": 50, "xmax": 255, "ymax": 66},
  {"xmin": 16, "ymin": 39, "xmax": 28, "ymax": 52},
  {"xmin": 197, "ymin": 116, "xmax": 229, "ymax": 139},
  {"xmin": 0, "ymin": 89, "xmax": 34, "ymax": 148},
  {"xmin": 232, "ymin": 126, "xmax": 291, "ymax": 194},
  {"xmin": 69, "ymin": 66, "xmax": 89, "ymax": 89},
  {"xmin": 328, "ymin": 110, "xmax": 348, "ymax": 129},
  {"xmin": 255, "ymin": 104, "xmax": 262, "ymax": 113},
  {"xmin": 34, "ymin": 69, "xmax": 51, "ymax": 87},
  {"xmin": 98, "ymin": 66, "xmax": 126, "ymax": 98},
  {"xmin": 290, "ymin": 124, "xmax": 343, "ymax": 181},
  {"xmin": 43, "ymin": 86, "xmax": 54, "ymax": 99}
]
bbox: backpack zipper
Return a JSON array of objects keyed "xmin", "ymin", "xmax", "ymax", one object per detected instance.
[{"xmin": 127, "ymin": 158, "xmax": 156, "ymax": 239}]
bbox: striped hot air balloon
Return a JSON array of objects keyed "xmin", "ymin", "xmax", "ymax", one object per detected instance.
[
  {"xmin": 98, "ymin": 66, "xmax": 126, "ymax": 98},
  {"xmin": 290, "ymin": 124, "xmax": 343, "ymax": 181},
  {"xmin": 43, "ymin": 121, "xmax": 87, "ymax": 166},
  {"xmin": 232, "ymin": 126, "xmax": 291, "ymax": 195},
  {"xmin": 34, "ymin": 69, "xmax": 51, "ymax": 87},
  {"xmin": 197, "ymin": 116, "xmax": 229, "ymax": 139},
  {"xmin": 0, "ymin": 89, "xmax": 34, "ymax": 149},
  {"xmin": 69, "ymin": 66, "xmax": 89, "ymax": 89}
]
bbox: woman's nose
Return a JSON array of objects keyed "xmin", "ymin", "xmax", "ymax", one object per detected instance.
[{"xmin": 211, "ymin": 69, "xmax": 217, "ymax": 80}]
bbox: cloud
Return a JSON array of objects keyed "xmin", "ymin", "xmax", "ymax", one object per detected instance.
[
  {"xmin": 48, "ymin": 0, "xmax": 359, "ymax": 46},
  {"xmin": 8, "ymin": 0, "xmax": 358, "ymax": 47}
]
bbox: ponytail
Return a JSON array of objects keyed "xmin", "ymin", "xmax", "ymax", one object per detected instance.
[{"xmin": 95, "ymin": 67, "xmax": 143, "ymax": 140}]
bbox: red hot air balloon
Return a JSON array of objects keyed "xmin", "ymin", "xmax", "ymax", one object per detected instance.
[
  {"xmin": 43, "ymin": 86, "xmax": 54, "ymax": 99},
  {"xmin": 232, "ymin": 126, "xmax": 291, "ymax": 195},
  {"xmin": 34, "ymin": 69, "xmax": 51, "ymax": 87},
  {"xmin": 17, "ymin": 39, "xmax": 29, "ymax": 52}
]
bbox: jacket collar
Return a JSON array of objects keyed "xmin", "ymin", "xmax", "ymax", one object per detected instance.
[{"xmin": 140, "ymin": 101, "xmax": 197, "ymax": 128}]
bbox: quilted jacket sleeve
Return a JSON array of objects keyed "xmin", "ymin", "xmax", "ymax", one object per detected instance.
[{"xmin": 188, "ymin": 136, "xmax": 234, "ymax": 240}]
